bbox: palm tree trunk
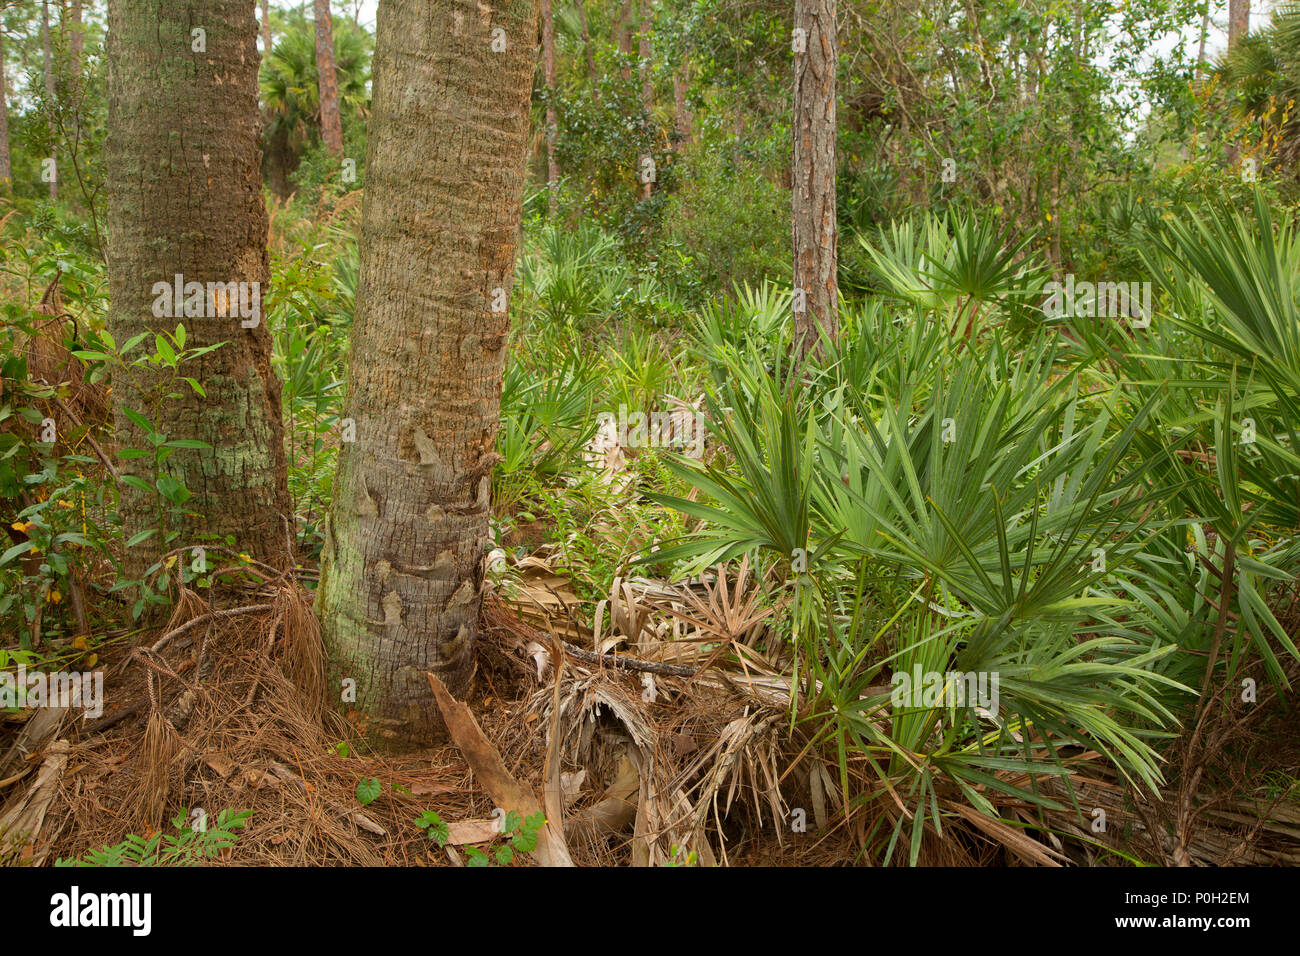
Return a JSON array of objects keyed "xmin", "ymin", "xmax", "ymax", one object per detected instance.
[
  {"xmin": 319, "ymin": 0, "xmax": 540, "ymax": 748},
  {"xmin": 105, "ymin": 0, "xmax": 292, "ymax": 581},
  {"xmin": 314, "ymin": 0, "xmax": 345, "ymax": 156},
  {"xmin": 792, "ymin": 0, "xmax": 838, "ymax": 354},
  {"xmin": 262, "ymin": 0, "xmax": 273, "ymax": 57}
]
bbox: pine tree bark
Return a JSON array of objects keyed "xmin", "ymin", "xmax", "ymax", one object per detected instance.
[
  {"xmin": 542, "ymin": 0, "xmax": 559, "ymax": 204},
  {"xmin": 71, "ymin": 0, "xmax": 84, "ymax": 60},
  {"xmin": 68, "ymin": 0, "xmax": 85, "ymax": 161},
  {"xmin": 105, "ymin": 0, "xmax": 292, "ymax": 581},
  {"xmin": 318, "ymin": 0, "xmax": 539, "ymax": 748},
  {"xmin": 314, "ymin": 0, "xmax": 345, "ymax": 156},
  {"xmin": 0, "ymin": 29, "xmax": 11, "ymax": 189},
  {"xmin": 43, "ymin": 1, "xmax": 57, "ymax": 201},
  {"xmin": 792, "ymin": 0, "xmax": 838, "ymax": 354}
]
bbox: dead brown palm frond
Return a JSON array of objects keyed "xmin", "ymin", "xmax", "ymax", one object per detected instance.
[{"xmin": 665, "ymin": 556, "xmax": 780, "ymax": 646}]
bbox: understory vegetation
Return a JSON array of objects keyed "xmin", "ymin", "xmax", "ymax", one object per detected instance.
[{"xmin": 2, "ymin": 0, "xmax": 1299, "ymax": 867}]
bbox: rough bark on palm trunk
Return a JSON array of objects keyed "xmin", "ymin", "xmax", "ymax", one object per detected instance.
[
  {"xmin": 314, "ymin": 0, "xmax": 345, "ymax": 156},
  {"xmin": 105, "ymin": 0, "xmax": 292, "ymax": 582},
  {"xmin": 318, "ymin": 0, "xmax": 539, "ymax": 749},
  {"xmin": 792, "ymin": 0, "xmax": 837, "ymax": 355},
  {"xmin": 262, "ymin": 0, "xmax": 273, "ymax": 56}
]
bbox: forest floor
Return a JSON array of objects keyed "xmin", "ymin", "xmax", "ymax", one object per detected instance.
[
  {"xmin": 6, "ymin": 577, "xmax": 867, "ymax": 867},
  {"xmin": 3, "ymin": 571, "xmax": 1299, "ymax": 867}
]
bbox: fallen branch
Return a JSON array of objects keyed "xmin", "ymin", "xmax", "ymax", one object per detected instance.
[
  {"xmin": 559, "ymin": 642, "xmax": 698, "ymax": 678},
  {"xmin": 81, "ymin": 701, "xmax": 145, "ymax": 735},
  {"xmin": 426, "ymin": 672, "xmax": 574, "ymax": 867}
]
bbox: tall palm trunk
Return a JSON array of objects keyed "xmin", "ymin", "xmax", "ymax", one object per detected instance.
[
  {"xmin": 105, "ymin": 0, "xmax": 292, "ymax": 581},
  {"xmin": 314, "ymin": 0, "xmax": 345, "ymax": 156},
  {"xmin": 262, "ymin": 0, "xmax": 273, "ymax": 56},
  {"xmin": 792, "ymin": 0, "xmax": 838, "ymax": 354},
  {"xmin": 319, "ymin": 0, "xmax": 539, "ymax": 748}
]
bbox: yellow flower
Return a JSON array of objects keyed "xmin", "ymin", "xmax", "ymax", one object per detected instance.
[
  {"xmin": 239, "ymin": 553, "xmax": 251, "ymax": 563},
  {"xmin": 47, "ymin": 590, "xmax": 62, "ymax": 604},
  {"xmin": 57, "ymin": 499, "xmax": 74, "ymax": 509},
  {"xmin": 10, "ymin": 521, "xmax": 32, "ymax": 533}
]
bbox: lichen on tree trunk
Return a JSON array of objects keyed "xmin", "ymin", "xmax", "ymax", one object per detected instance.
[{"xmin": 105, "ymin": 0, "xmax": 292, "ymax": 583}]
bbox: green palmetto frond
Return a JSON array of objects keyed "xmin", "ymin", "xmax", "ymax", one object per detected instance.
[{"xmin": 645, "ymin": 333, "xmax": 1199, "ymax": 863}]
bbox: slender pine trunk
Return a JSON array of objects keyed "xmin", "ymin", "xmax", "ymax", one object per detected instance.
[
  {"xmin": 43, "ymin": 1, "xmax": 58, "ymax": 201},
  {"xmin": 543, "ymin": 0, "xmax": 559, "ymax": 205},
  {"xmin": 576, "ymin": 0, "xmax": 598, "ymax": 99},
  {"xmin": 1228, "ymin": 0, "xmax": 1249, "ymax": 48},
  {"xmin": 0, "ymin": 29, "xmax": 11, "ymax": 190},
  {"xmin": 314, "ymin": 0, "xmax": 345, "ymax": 156},
  {"xmin": 792, "ymin": 0, "xmax": 838, "ymax": 354}
]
